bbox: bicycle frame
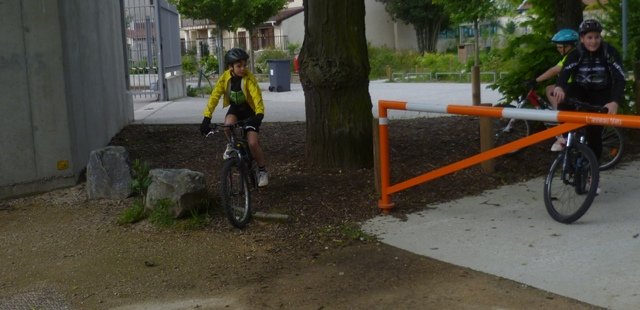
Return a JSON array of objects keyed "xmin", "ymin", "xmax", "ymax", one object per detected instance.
[{"xmin": 225, "ymin": 125, "xmax": 258, "ymax": 188}]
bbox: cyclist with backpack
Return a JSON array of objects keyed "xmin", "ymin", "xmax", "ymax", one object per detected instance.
[
  {"xmin": 200, "ymin": 47, "xmax": 269, "ymax": 187},
  {"xmin": 552, "ymin": 19, "xmax": 626, "ymax": 166}
]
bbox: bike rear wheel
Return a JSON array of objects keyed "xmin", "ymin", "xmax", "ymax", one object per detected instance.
[
  {"xmin": 544, "ymin": 143, "xmax": 599, "ymax": 224},
  {"xmin": 220, "ymin": 158, "xmax": 252, "ymax": 228},
  {"xmin": 599, "ymin": 126, "xmax": 624, "ymax": 171},
  {"xmin": 493, "ymin": 105, "xmax": 530, "ymax": 153}
]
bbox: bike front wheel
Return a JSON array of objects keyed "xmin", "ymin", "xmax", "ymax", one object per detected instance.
[
  {"xmin": 220, "ymin": 158, "xmax": 252, "ymax": 228},
  {"xmin": 544, "ymin": 143, "xmax": 599, "ymax": 224},
  {"xmin": 599, "ymin": 126, "xmax": 624, "ymax": 171}
]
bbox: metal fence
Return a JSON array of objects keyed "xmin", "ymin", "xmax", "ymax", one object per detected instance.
[
  {"xmin": 182, "ymin": 35, "xmax": 290, "ymax": 59},
  {"xmin": 124, "ymin": 0, "xmax": 180, "ymax": 101}
]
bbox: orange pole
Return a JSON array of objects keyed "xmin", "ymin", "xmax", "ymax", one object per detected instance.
[
  {"xmin": 447, "ymin": 105, "xmax": 504, "ymax": 118},
  {"xmin": 377, "ymin": 100, "xmax": 407, "ymax": 212},
  {"xmin": 557, "ymin": 111, "xmax": 640, "ymax": 128},
  {"xmin": 375, "ymin": 99, "xmax": 640, "ymax": 212},
  {"xmin": 386, "ymin": 123, "xmax": 583, "ymax": 195}
]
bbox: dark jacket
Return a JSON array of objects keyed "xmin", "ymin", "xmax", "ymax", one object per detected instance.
[{"xmin": 556, "ymin": 41, "xmax": 626, "ymax": 105}]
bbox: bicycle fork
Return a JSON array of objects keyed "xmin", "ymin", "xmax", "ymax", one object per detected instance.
[
  {"xmin": 560, "ymin": 132, "xmax": 589, "ymax": 193},
  {"xmin": 560, "ymin": 132, "xmax": 577, "ymax": 186}
]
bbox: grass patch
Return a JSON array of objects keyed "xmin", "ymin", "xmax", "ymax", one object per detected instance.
[
  {"xmin": 117, "ymin": 199, "xmax": 148, "ymax": 225},
  {"xmin": 175, "ymin": 209, "xmax": 210, "ymax": 230},
  {"xmin": 319, "ymin": 223, "xmax": 377, "ymax": 242},
  {"xmin": 149, "ymin": 199, "xmax": 176, "ymax": 228}
]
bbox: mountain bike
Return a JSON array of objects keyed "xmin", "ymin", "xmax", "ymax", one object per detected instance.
[
  {"xmin": 543, "ymin": 98, "xmax": 607, "ymax": 224},
  {"xmin": 494, "ymin": 88, "xmax": 624, "ymax": 170},
  {"xmin": 206, "ymin": 121, "xmax": 259, "ymax": 229}
]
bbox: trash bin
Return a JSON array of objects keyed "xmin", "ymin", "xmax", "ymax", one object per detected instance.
[{"xmin": 267, "ymin": 59, "xmax": 291, "ymax": 92}]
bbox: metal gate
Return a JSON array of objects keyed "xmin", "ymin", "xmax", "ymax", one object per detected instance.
[{"xmin": 124, "ymin": 0, "xmax": 181, "ymax": 101}]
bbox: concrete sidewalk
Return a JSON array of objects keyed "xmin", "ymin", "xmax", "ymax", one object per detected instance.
[
  {"xmin": 133, "ymin": 81, "xmax": 504, "ymax": 124},
  {"xmin": 362, "ymin": 161, "xmax": 640, "ymax": 309},
  {"xmin": 134, "ymin": 81, "xmax": 640, "ymax": 309}
]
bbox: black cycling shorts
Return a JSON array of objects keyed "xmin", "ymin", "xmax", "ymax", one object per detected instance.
[{"xmin": 227, "ymin": 103, "xmax": 261, "ymax": 132}]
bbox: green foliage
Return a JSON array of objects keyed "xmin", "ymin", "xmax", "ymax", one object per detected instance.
[
  {"xmin": 171, "ymin": 0, "xmax": 285, "ymax": 34},
  {"xmin": 200, "ymin": 55, "xmax": 219, "ymax": 75},
  {"xmin": 186, "ymin": 85, "xmax": 198, "ymax": 97},
  {"xmin": 375, "ymin": 0, "xmax": 449, "ymax": 53},
  {"xmin": 149, "ymin": 199, "xmax": 176, "ymax": 228},
  {"xmin": 129, "ymin": 59, "xmax": 158, "ymax": 74},
  {"xmin": 254, "ymin": 48, "xmax": 290, "ymax": 74},
  {"xmin": 487, "ymin": 1, "xmax": 557, "ymax": 103},
  {"xmin": 433, "ymin": 0, "xmax": 509, "ymax": 24},
  {"xmin": 175, "ymin": 207, "xmax": 211, "ymax": 230},
  {"xmin": 621, "ymin": 80, "xmax": 637, "ymax": 114},
  {"xmin": 182, "ymin": 54, "xmax": 198, "ymax": 76},
  {"xmin": 169, "ymin": 0, "xmax": 249, "ymax": 31},
  {"xmin": 488, "ymin": 33, "xmax": 559, "ymax": 103},
  {"xmin": 286, "ymin": 43, "xmax": 301, "ymax": 56},
  {"xmin": 240, "ymin": 0, "xmax": 288, "ymax": 31},
  {"xmin": 601, "ymin": 0, "xmax": 640, "ymax": 66},
  {"xmin": 131, "ymin": 159, "xmax": 152, "ymax": 198},
  {"xmin": 117, "ymin": 200, "xmax": 148, "ymax": 225},
  {"xmin": 368, "ymin": 45, "xmax": 472, "ymax": 80}
]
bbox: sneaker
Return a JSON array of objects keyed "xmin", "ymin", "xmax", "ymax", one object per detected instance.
[
  {"xmin": 550, "ymin": 136, "xmax": 566, "ymax": 152},
  {"xmin": 586, "ymin": 176, "xmax": 601, "ymax": 195},
  {"xmin": 223, "ymin": 143, "xmax": 233, "ymax": 160},
  {"xmin": 258, "ymin": 170, "xmax": 269, "ymax": 187}
]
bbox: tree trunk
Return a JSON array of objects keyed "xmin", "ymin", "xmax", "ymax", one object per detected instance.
[
  {"xmin": 554, "ymin": 0, "xmax": 583, "ymax": 30},
  {"xmin": 635, "ymin": 61, "xmax": 640, "ymax": 115},
  {"xmin": 299, "ymin": 0, "xmax": 373, "ymax": 169}
]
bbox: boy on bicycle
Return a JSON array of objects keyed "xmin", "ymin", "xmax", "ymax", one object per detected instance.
[
  {"xmin": 199, "ymin": 48, "xmax": 269, "ymax": 187},
  {"xmin": 552, "ymin": 19, "xmax": 625, "ymax": 164},
  {"xmin": 529, "ymin": 29, "xmax": 579, "ymax": 151}
]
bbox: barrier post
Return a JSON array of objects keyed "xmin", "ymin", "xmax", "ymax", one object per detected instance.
[{"xmin": 479, "ymin": 103, "xmax": 495, "ymax": 173}]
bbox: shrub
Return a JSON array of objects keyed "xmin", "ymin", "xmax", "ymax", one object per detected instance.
[
  {"xmin": 254, "ymin": 48, "xmax": 290, "ymax": 74},
  {"xmin": 182, "ymin": 54, "xmax": 197, "ymax": 76}
]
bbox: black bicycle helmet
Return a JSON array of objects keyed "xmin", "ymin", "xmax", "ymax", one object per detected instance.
[
  {"xmin": 551, "ymin": 29, "xmax": 579, "ymax": 44},
  {"xmin": 224, "ymin": 48, "xmax": 249, "ymax": 66},
  {"xmin": 579, "ymin": 19, "xmax": 602, "ymax": 35}
]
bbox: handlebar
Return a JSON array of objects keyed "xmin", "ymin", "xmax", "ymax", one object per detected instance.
[
  {"xmin": 204, "ymin": 120, "xmax": 250, "ymax": 138},
  {"xmin": 564, "ymin": 97, "xmax": 609, "ymax": 113}
]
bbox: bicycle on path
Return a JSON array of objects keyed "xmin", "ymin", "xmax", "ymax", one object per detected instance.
[
  {"xmin": 543, "ymin": 98, "xmax": 610, "ymax": 224},
  {"xmin": 494, "ymin": 87, "xmax": 624, "ymax": 170},
  {"xmin": 205, "ymin": 120, "xmax": 259, "ymax": 229}
]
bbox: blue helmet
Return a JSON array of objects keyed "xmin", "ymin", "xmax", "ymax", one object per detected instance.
[{"xmin": 551, "ymin": 29, "xmax": 579, "ymax": 44}]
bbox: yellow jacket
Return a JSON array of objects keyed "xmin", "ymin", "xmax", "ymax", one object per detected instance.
[{"xmin": 203, "ymin": 70, "xmax": 264, "ymax": 118}]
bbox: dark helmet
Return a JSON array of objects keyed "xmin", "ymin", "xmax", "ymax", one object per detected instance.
[
  {"xmin": 224, "ymin": 48, "xmax": 249, "ymax": 66},
  {"xmin": 551, "ymin": 29, "xmax": 579, "ymax": 44},
  {"xmin": 579, "ymin": 19, "xmax": 602, "ymax": 35}
]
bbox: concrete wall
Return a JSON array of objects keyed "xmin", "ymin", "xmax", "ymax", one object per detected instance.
[
  {"xmin": 277, "ymin": 1, "xmax": 418, "ymax": 51},
  {"xmin": 0, "ymin": 0, "xmax": 133, "ymax": 199},
  {"xmin": 364, "ymin": 0, "xmax": 418, "ymax": 51}
]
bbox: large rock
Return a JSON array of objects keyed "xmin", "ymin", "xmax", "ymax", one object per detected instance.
[
  {"xmin": 145, "ymin": 169, "xmax": 207, "ymax": 218},
  {"xmin": 86, "ymin": 146, "xmax": 132, "ymax": 200}
]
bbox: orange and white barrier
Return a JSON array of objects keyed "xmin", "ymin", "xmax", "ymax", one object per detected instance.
[{"xmin": 377, "ymin": 100, "xmax": 640, "ymax": 212}]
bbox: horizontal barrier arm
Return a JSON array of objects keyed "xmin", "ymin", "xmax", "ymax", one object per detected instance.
[
  {"xmin": 385, "ymin": 123, "xmax": 584, "ymax": 195},
  {"xmin": 377, "ymin": 99, "xmax": 640, "ymax": 211}
]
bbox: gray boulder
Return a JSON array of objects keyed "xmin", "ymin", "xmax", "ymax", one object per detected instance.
[
  {"xmin": 86, "ymin": 146, "xmax": 132, "ymax": 200},
  {"xmin": 145, "ymin": 169, "xmax": 207, "ymax": 218}
]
